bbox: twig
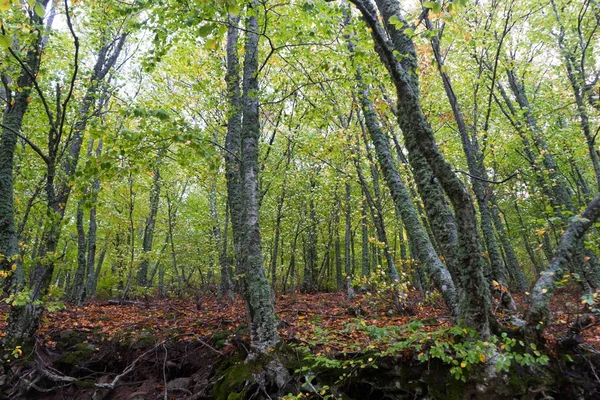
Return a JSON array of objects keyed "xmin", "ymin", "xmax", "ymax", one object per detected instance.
[
  {"xmin": 454, "ymin": 169, "xmax": 518, "ymax": 184},
  {"xmin": 195, "ymin": 336, "xmax": 224, "ymax": 356}
]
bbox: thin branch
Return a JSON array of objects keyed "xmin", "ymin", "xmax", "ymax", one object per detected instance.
[
  {"xmin": 56, "ymin": 0, "xmax": 80, "ymax": 147},
  {"xmin": 0, "ymin": 124, "xmax": 49, "ymax": 164},
  {"xmin": 454, "ymin": 169, "xmax": 518, "ymax": 184}
]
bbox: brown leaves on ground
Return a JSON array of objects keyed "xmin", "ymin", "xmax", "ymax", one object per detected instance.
[{"xmin": 0, "ymin": 285, "xmax": 597, "ymax": 354}]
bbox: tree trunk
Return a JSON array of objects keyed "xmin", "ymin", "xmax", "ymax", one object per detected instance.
[
  {"xmin": 357, "ymin": 82, "xmax": 457, "ymax": 315},
  {"xmin": 137, "ymin": 151, "xmax": 163, "ymax": 286},
  {"xmin": 236, "ymin": 4, "xmax": 280, "ymax": 352},
  {"xmin": 526, "ymin": 193, "xmax": 600, "ymax": 338},
  {"xmin": 5, "ymin": 32, "xmax": 126, "ymax": 349},
  {"xmin": 361, "ymin": 197, "xmax": 369, "ymax": 283},
  {"xmin": 335, "ymin": 194, "xmax": 343, "ymax": 291},
  {"xmin": 84, "ymin": 139, "xmax": 103, "ymax": 299},
  {"xmin": 224, "ymin": 14, "xmax": 245, "ymax": 279},
  {"xmin": 425, "ymin": 18, "xmax": 526, "ymax": 296},
  {"xmin": 0, "ymin": 0, "xmax": 50, "ymax": 293},
  {"xmin": 344, "ymin": 182, "xmax": 355, "ymax": 298},
  {"xmin": 352, "ymin": 0, "xmax": 490, "ymax": 336}
]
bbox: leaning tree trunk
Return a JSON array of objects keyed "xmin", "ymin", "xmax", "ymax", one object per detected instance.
[
  {"xmin": 551, "ymin": 0, "xmax": 600, "ymax": 191},
  {"xmin": 352, "ymin": 0, "xmax": 491, "ymax": 336},
  {"xmin": 357, "ymin": 82, "xmax": 457, "ymax": 315},
  {"xmin": 526, "ymin": 193, "xmax": 600, "ymax": 339},
  {"xmin": 373, "ymin": 0, "xmax": 461, "ymax": 283},
  {"xmin": 505, "ymin": 68, "xmax": 599, "ymax": 289},
  {"xmin": 425, "ymin": 18, "xmax": 525, "ymax": 297}
]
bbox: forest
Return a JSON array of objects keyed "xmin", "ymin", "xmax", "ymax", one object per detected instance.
[{"xmin": 1, "ymin": 0, "xmax": 600, "ymax": 398}]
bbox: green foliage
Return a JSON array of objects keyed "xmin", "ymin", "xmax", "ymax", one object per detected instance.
[
  {"xmin": 292, "ymin": 320, "xmax": 550, "ymax": 399},
  {"xmin": 353, "ymin": 268, "xmax": 411, "ymax": 309}
]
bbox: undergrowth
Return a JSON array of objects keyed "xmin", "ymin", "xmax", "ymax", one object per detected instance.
[{"xmin": 285, "ymin": 320, "xmax": 549, "ymax": 399}]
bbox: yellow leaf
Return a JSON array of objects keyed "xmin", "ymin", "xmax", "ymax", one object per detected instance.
[
  {"xmin": 0, "ymin": 0, "xmax": 11, "ymax": 12},
  {"xmin": 460, "ymin": 361, "xmax": 467, "ymax": 368},
  {"xmin": 479, "ymin": 354, "xmax": 486, "ymax": 362},
  {"xmin": 541, "ymin": 288, "xmax": 548, "ymax": 294}
]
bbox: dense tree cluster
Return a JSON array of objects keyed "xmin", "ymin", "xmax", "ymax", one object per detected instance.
[{"xmin": 0, "ymin": 0, "xmax": 599, "ymax": 359}]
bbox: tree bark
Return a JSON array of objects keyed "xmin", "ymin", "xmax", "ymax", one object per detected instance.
[
  {"xmin": 352, "ymin": 0, "xmax": 490, "ymax": 336},
  {"xmin": 358, "ymin": 82, "xmax": 457, "ymax": 315},
  {"xmin": 0, "ymin": 0, "xmax": 51, "ymax": 293},
  {"xmin": 237, "ymin": 3, "xmax": 280, "ymax": 352},
  {"xmin": 344, "ymin": 182, "xmax": 355, "ymax": 298},
  {"xmin": 526, "ymin": 193, "xmax": 600, "ymax": 337}
]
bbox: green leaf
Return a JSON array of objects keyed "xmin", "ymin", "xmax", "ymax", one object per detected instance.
[
  {"xmin": 403, "ymin": 28, "xmax": 415, "ymax": 37},
  {"xmin": 34, "ymin": 2, "xmax": 45, "ymax": 18},
  {"xmin": 388, "ymin": 15, "xmax": 404, "ymax": 29},
  {"xmin": 198, "ymin": 24, "xmax": 213, "ymax": 38},
  {"xmin": 0, "ymin": 34, "xmax": 13, "ymax": 49},
  {"xmin": 424, "ymin": 1, "xmax": 442, "ymax": 13}
]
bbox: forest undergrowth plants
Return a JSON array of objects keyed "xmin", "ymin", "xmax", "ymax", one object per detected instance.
[
  {"xmin": 354, "ymin": 268, "xmax": 412, "ymax": 312},
  {"xmin": 291, "ymin": 318, "xmax": 551, "ymax": 399}
]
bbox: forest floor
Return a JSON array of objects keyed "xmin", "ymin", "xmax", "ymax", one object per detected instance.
[{"xmin": 0, "ymin": 285, "xmax": 599, "ymax": 399}]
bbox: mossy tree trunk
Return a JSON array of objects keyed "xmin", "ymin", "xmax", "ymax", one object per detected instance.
[
  {"xmin": 357, "ymin": 81, "xmax": 457, "ymax": 315},
  {"xmin": 351, "ymin": 0, "xmax": 491, "ymax": 337},
  {"xmin": 527, "ymin": 193, "xmax": 600, "ymax": 338},
  {"xmin": 235, "ymin": 2, "xmax": 280, "ymax": 352},
  {"xmin": 0, "ymin": 0, "xmax": 51, "ymax": 294}
]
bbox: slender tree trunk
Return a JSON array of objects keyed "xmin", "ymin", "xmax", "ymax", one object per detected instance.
[
  {"xmin": 71, "ymin": 197, "xmax": 87, "ymax": 303},
  {"xmin": 344, "ymin": 182, "xmax": 355, "ymax": 298},
  {"xmin": 0, "ymin": 0, "xmax": 50, "ymax": 293},
  {"xmin": 137, "ymin": 151, "xmax": 163, "ymax": 286},
  {"xmin": 219, "ymin": 200, "xmax": 234, "ymax": 300},
  {"xmin": 85, "ymin": 139, "xmax": 103, "ymax": 299},
  {"xmin": 303, "ymin": 181, "xmax": 318, "ymax": 292},
  {"xmin": 352, "ymin": 0, "xmax": 490, "ymax": 335},
  {"xmin": 334, "ymin": 195, "xmax": 343, "ymax": 291},
  {"xmin": 361, "ymin": 197, "xmax": 369, "ymax": 284},
  {"xmin": 357, "ymin": 82, "xmax": 457, "ymax": 315},
  {"xmin": 236, "ymin": 4, "xmax": 279, "ymax": 352}
]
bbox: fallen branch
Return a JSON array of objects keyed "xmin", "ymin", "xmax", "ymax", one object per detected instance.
[
  {"xmin": 195, "ymin": 336, "xmax": 224, "ymax": 356},
  {"xmin": 107, "ymin": 299, "xmax": 146, "ymax": 306}
]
